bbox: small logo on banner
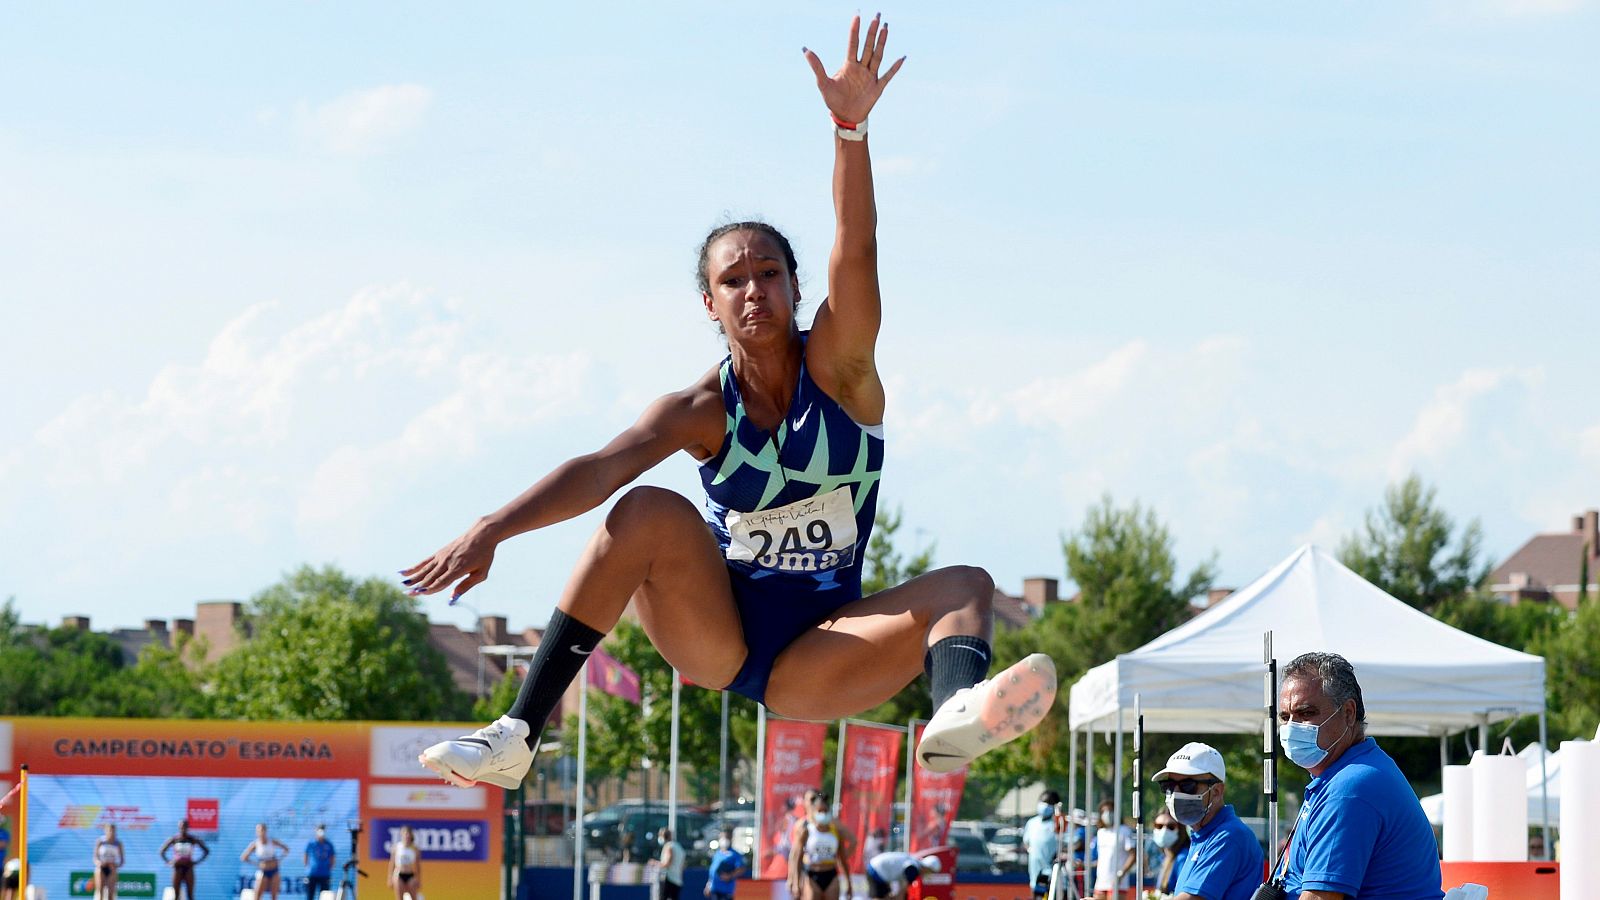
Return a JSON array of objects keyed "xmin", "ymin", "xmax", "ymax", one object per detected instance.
[
  {"xmin": 368, "ymin": 784, "xmax": 487, "ymax": 811},
  {"xmin": 71, "ymin": 872, "xmax": 157, "ymax": 897},
  {"xmin": 369, "ymin": 818, "xmax": 489, "ymax": 861},
  {"xmin": 186, "ymin": 798, "xmax": 220, "ymax": 831}
]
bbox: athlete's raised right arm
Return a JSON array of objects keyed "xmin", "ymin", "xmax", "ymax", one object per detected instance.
[{"xmin": 402, "ymin": 376, "xmax": 723, "ymax": 600}]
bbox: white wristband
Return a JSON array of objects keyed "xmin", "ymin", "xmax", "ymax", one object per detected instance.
[{"xmin": 834, "ymin": 116, "xmax": 867, "ymax": 142}]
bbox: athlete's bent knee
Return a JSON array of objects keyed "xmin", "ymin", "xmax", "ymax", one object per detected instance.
[
  {"xmin": 951, "ymin": 565, "xmax": 995, "ymax": 610},
  {"xmin": 607, "ymin": 486, "xmax": 696, "ymax": 534}
]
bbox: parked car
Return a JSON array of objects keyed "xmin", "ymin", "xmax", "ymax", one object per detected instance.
[
  {"xmin": 574, "ymin": 802, "xmax": 713, "ymax": 865},
  {"xmin": 987, "ymin": 826, "xmax": 1024, "ymax": 869},
  {"xmin": 951, "ymin": 830, "xmax": 1001, "ymax": 875},
  {"xmin": 697, "ymin": 810, "xmax": 756, "ymax": 859}
]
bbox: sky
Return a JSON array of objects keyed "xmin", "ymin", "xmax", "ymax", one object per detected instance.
[{"xmin": 2, "ymin": 2, "xmax": 1597, "ymax": 637}]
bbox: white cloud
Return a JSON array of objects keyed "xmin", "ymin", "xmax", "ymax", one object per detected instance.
[
  {"xmin": 1386, "ymin": 366, "xmax": 1542, "ymax": 480},
  {"xmin": 294, "ymin": 84, "xmax": 435, "ymax": 156},
  {"xmin": 21, "ymin": 283, "xmax": 599, "ymax": 563}
]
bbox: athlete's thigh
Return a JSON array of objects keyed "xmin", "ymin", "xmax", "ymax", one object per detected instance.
[
  {"xmin": 765, "ymin": 566, "xmax": 984, "ymax": 719},
  {"xmin": 620, "ymin": 489, "xmax": 746, "ymax": 687}
]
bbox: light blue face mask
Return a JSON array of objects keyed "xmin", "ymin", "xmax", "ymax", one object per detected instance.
[
  {"xmin": 1279, "ymin": 709, "xmax": 1350, "ymax": 770},
  {"xmin": 1038, "ymin": 803, "xmax": 1054, "ymax": 819}
]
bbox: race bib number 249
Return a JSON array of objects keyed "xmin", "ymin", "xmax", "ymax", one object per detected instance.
[{"xmin": 724, "ymin": 486, "xmax": 858, "ymax": 574}]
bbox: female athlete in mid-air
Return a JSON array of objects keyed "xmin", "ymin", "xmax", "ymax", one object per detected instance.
[{"xmin": 404, "ymin": 13, "xmax": 1055, "ymax": 789}]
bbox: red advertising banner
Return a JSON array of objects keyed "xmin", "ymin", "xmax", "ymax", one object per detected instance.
[
  {"xmin": 839, "ymin": 723, "xmax": 902, "ymax": 871},
  {"xmin": 909, "ymin": 723, "xmax": 966, "ymax": 853},
  {"xmin": 758, "ymin": 718, "xmax": 827, "ymax": 878}
]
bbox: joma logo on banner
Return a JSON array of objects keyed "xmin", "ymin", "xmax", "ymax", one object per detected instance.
[{"xmin": 370, "ymin": 818, "xmax": 489, "ymax": 861}]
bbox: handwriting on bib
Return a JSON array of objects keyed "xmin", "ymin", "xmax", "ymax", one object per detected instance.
[{"xmin": 724, "ymin": 486, "xmax": 858, "ymax": 573}]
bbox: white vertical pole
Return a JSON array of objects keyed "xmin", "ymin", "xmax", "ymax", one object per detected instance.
[
  {"xmin": 574, "ymin": 663, "xmax": 589, "ymax": 900},
  {"xmin": 1538, "ymin": 711, "xmax": 1551, "ymax": 860},
  {"xmin": 833, "ymin": 719, "xmax": 848, "ymax": 814},
  {"xmin": 1085, "ymin": 724, "xmax": 1095, "ymax": 895},
  {"xmin": 669, "ymin": 668, "xmax": 681, "ymax": 838},
  {"xmin": 755, "ymin": 705, "xmax": 767, "ymax": 874},
  {"xmin": 903, "ymin": 719, "xmax": 917, "ymax": 852},
  {"xmin": 1113, "ymin": 708, "xmax": 1124, "ymax": 895}
]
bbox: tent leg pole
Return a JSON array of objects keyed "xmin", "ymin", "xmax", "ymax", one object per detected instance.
[
  {"xmin": 1085, "ymin": 723, "xmax": 1095, "ymax": 896},
  {"xmin": 1068, "ymin": 726, "xmax": 1078, "ymax": 815},
  {"xmin": 1440, "ymin": 733, "xmax": 1448, "ymax": 773},
  {"xmin": 1539, "ymin": 711, "xmax": 1551, "ymax": 861},
  {"xmin": 1114, "ymin": 708, "xmax": 1124, "ymax": 894}
]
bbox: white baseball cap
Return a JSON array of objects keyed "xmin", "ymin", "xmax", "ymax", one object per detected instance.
[
  {"xmin": 1153, "ymin": 741, "xmax": 1226, "ymax": 783},
  {"xmin": 919, "ymin": 856, "xmax": 942, "ymax": 872}
]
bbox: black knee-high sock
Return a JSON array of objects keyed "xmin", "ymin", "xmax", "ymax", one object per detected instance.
[
  {"xmin": 506, "ymin": 608, "xmax": 606, "ymax": 748},
  {"xmin": 925, "ymin": 635, "xmax": 993, "ymax": 710}
]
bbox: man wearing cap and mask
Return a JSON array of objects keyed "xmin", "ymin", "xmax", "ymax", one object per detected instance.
[
  {"xmin": 1277, "ymin": 652, "xmax": 1441, "ymax": 900},
  {"xmin": 1152, "ymin": 741, "xmax": 1262, "ymax": 900}
]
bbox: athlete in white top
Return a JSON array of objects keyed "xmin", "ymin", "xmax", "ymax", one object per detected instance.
[
  {"xmin": 387, "ymin": 825, "xmax": 424, "ymax": 900},
  {"xmin": 241, "ymin": 823, "xmax": 291, "ymax": 900},
  {"xmin": 789, "ymin": 794, "xmax": 849, "ymax": 900},
  {"xmin": 93, "ymin": 824, "xmax": 125, "ymax": 900}
]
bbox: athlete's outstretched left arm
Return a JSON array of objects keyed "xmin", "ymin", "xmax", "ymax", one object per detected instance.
[{"xmin": 803, "ymin": 14, "xmax": 904, "ymax": 422}]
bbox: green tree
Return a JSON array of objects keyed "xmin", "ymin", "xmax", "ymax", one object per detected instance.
[
  {"xmin": 1338, "ymin": 475, "xmax": 1490, "ymax": 612},
  {"xmin": 109, "ymin": 640, "xmax": 210, "ymax": 718},
  {"xmin": 1542, "ymin": 593, "xmax": 1600, "ymax": 740},
  {"xmin": 856, "ymin": 506, "xmax": 938, "ymax": 728},
  {"xmin": 209, "ymin": 565, "xmax": 471, "ymax": 721},
  {"xmin": 974, "ymin": 497, "xmax": 1216, "ymax": 804}
]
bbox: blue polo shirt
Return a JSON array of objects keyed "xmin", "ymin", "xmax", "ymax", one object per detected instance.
[
  {"xmin": 1284, "ymin": 738, "xmax": 1443, "ymax": 900},
  {"xmin": 305, "ymin": 838, "xmax": 335, "ymax": 878},
  {"xmin": 708, "ymin": 847, "xmax": 744, "ymax": 896},
  {"xmin": 1175, "ymin": 804, "xmax": 1263, "ymax": 900}
]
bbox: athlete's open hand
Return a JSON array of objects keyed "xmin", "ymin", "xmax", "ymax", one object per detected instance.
[
  {"xmin": 401, "ymin": 521, "xmax": 498, "ymax": 602},
  {"xmin": 803, "ymin": 13, "xmax": 905, "ymax": 126}
]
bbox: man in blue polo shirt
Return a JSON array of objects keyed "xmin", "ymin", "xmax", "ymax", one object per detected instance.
[
  {"xmin": 1153, "ymin": 741, "xmax": 1263, "ymax": 900},
  {"xmin": 705, "ymin": 826, "xmax": 746, "ymax": 900},
  {"xmin": 1278, "ymin": 652, "xmax": 1442, "ymax": 900}
]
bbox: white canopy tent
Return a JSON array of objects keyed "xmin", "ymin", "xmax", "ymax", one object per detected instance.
[
  {"xmin": 1069, "ymin": 544, "xmax": 1545, "ymax": 737},
  {"xmin": 1062, "ymin": 544, "xmax": 1550, "ymax": 881}
]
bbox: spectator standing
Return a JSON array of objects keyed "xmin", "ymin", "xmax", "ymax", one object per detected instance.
[
  {"xmin": 1022, "ymin": 790, "xmax": 1063, "ymax": 896},
  {"xmin": 1092, "ymin": 800, "xmax": 1134, "ymax": 898},
  {"xmin": 705, "ymin": 826, "xmax": 747, "ymax": 900},
  {"xmin": 304, "ymin": 824, "xmax": 337, "ymax": 900},
  {"xmin": 659, "ymin": 828, "xmax": 685, "ymax": 900}
]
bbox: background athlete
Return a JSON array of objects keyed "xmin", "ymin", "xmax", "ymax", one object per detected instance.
[
  {"xmin": 159, "ymin": 820, "xmax": 209, "ymax": 900},
  {"xmin": 405, "ymin": 13, "xmax": 1055, "ymax": 790}
]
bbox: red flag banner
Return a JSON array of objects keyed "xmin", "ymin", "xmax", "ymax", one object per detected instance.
[
  {"xmin": 909, "ymin": 722, "xmax": 967, "ymax": 853},
  {"xmin": 759, "ymin": 718, "xmax": 828, "ymax": 878},
  {"xmin": 587, "ymin": 645, "xmax": 641, "ymax": 704},
  {"xmin": 839, "ymin": 722, "xmax": 902, "ymax": 871}
]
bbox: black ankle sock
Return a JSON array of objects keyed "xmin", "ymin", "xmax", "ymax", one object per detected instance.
[
  {"xmin": 506, "ymin": 608, "xmax": 606, "ymax": 748},
  {"xmin": 925, "ymin": 635, "xmax": 993, "ymax": 710}
]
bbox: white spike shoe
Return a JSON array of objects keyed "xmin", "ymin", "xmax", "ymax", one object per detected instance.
[
  {"xmin": 916, "ymin": 653, "xmax": 1057, "ymax": 773},
  {"xmin": 418, "ymin": 715, "xmax": 534, "ymax": 789}
]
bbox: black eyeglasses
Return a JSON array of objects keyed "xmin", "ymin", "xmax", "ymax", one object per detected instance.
[{"xmin": 1156, "ymin": 778, "xmax": 1220, "ymax": 794}]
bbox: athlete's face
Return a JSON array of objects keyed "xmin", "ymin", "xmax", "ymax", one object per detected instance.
[{"xmin": 701, "ymin": 231, "xmax": 799, "ymax": 342}]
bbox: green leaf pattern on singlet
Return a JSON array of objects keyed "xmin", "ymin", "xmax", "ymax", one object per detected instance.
[{"xmin": 707, "ymin": 382, "xmax": 883, "ymax": 514}]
